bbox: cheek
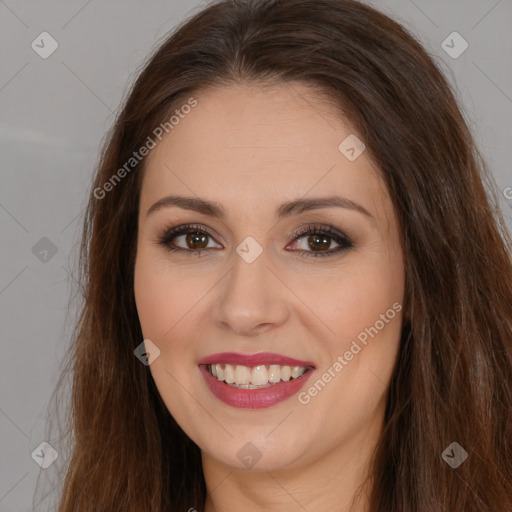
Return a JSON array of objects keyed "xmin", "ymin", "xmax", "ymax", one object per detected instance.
[
  {"xmin": 134, "ymin": 248, "xmax": 198, "ymax": 341},
  {"xmin": 134, "ymin": 260, "xmax": 169, "ymax": 341},
  {"xmin": 299, "ymin": 253, "xmax": 404, "ymax": 433},
  {"xmin": 134, "ymin": 251, "xmax": 203, "ymax": 427},
  {"xmin": 308, "ymin": 250, "xmax": 403, "ymax": 341},
  {"xmin": 307, "ymin": 245, "xmax": 405, "ymax": 403}
]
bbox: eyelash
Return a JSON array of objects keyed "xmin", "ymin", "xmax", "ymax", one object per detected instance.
[{"xmin": 156, "ymin": 223, "xmax": 353, "ymax": 258}]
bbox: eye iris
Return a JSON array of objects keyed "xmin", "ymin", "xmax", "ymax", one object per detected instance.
[
  {"xmin": 186, "ymin": 232, "xmax": 208, "ymax": 249},
  {"xmin": 308, "ymin": 234, "xmax": 330, "ymax": 251}
]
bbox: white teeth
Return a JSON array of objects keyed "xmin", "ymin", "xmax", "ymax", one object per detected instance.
[
  {"xmin": 268, "ymin": 365, "xmax": 281, "ymax": 383},
  {"xmin": 234, "ymin": 365, "xmax": 251, "ymax": 385},
  {"xmin": 224, "ymin": 364, "xmax": 235, "ymax": 384},
  {"xmin": 251, "ymin": 365, "xmax": 268, "ymax": 386},
  {"xmin": 208, "ymin": 363, "xmax": 309, "ymax": 387},
  {"xmin": 291, "ymin": 366, "xmax": 303, "ymax": 378},
  {"xmin": 215, "ymin": 364, "xmax": 224, "ymax": 381},
  {"xmin": 281, "ymin": 366, "xmax": 292, "ymax": 381}
]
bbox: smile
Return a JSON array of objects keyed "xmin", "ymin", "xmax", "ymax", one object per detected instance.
[
  {"xmin": 208, "ymin": 363, "xmax": 310, "ymax": 388},
  {"xmin": 198, "ymin": 352, "xmax": 316, "ymax": 409}
]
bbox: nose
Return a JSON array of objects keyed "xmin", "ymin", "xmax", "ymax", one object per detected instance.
[{"xmin": 211, "ymin": 248, "xmax": 289, "ymax": 337}]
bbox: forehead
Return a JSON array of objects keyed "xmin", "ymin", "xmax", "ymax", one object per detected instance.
[
  {"xmin": 151, "ymin": 81, "xmax": 351, "ymax": 157},
  {"xmin": 140, "ymin": 82, "xmax": 388, "ymax": 220}
]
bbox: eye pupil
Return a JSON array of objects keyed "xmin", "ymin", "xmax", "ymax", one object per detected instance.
[
  {"xmin": 160, "ymin": 224, "xmax": 350, "ymax": 258},
  {"xmin": 308, "ymin": 234, "xmax": 330, "ymax": 251},
  {"xmin": 186, "ymin": 232, "xmax": 208, "ymax": 249}
]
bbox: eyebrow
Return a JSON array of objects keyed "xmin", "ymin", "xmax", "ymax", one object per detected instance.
[{"xmin": 146, "ymin": 194, "xmax": 374, "ymax": 220}]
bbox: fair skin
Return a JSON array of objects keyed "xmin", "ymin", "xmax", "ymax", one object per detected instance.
[{"xmin": 134, "ymin": 82, "xmax": 405, "ymax": 512}]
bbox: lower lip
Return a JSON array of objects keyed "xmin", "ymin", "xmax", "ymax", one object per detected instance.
[{"xmin": 199, "ymin": 365, "xmax": 315, "ymax": 409}]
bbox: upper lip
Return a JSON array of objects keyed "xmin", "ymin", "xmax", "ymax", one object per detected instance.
[{"xmin": 198, "ymin": 352, "xmax": 315, "ymax": 368}]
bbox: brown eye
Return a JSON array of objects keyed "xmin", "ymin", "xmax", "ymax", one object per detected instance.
[
  {"xmin": 157, "ymin": 224, "xmax": 221, "ymax": 255},
  {"xmin": 184, "ymin": 232, "xmax": 209, "ymax": 249},
  {"xmin": 157, "ymin": 223, "xmax": 353, "ymax": 258},
  {"xmin": 289, "ymin": 224, "xmax": 353, "ymax": 258},
  {"xmin": 304, "ymin": 233, "xmax": 332, "ymax": 252}
]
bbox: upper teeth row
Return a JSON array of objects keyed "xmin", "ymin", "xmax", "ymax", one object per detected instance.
[{"xmin": 210, "ymin": 364, "xmax": 307, "ymax": 386}]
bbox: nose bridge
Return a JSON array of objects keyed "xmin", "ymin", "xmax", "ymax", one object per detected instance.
[
  {"xmin": 231, "ymin": 243, "xmax": 269, "ymax": 295},
  {"xmin": 226, "ymin": 246, "xmax": 271, "ymax": 312},
  {"xmin": 213, "ymin": 243, "xmax": 288, "ymax": 334}
]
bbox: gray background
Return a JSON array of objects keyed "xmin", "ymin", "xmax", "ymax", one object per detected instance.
[{"xmin": 0, "ymin": 0, "xmax": 511, "ymax": 510}]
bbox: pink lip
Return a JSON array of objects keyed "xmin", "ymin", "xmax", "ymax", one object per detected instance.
[
  {"xmin": 198, "ymin": 352, "xmax": 316, "ymax": 409},
  {"xmin": 197, "ymin": 351, "xmax": 315, "ymax": 368},
  {"xmin": 199, "ymin": 365, "xmax": 314, "ymax": 409}
]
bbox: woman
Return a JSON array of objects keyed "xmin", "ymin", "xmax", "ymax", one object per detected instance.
[{"xmin": 40, "ymin": 0, "xmax": 512, "ymax": 510}]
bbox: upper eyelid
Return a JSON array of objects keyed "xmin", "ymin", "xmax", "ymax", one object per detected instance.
[
  {"xmin": 159, "ymin": 223, "xmax": 351, "ymax": 247},
  {"xmin": 156, "ymin": 223, "xmax": 354, "ymax": 260}
]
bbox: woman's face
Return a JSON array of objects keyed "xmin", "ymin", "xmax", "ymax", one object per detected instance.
[{"xmin": 134, "ymin": 82, "xmax": 405, "ymax": 473}]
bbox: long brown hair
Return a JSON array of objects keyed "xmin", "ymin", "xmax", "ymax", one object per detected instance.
[{"xmin": 36, "ymin": 0, "xmax": 512, "ymax": 510}]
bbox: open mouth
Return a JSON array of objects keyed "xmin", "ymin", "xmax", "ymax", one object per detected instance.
[
  {"xmin": 198, "ymin": 352, "xmax": 316, "ymax": 408},
  {"xmin": 205, "ymin": 363, "xmax": 314, "ymax": 389}
]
